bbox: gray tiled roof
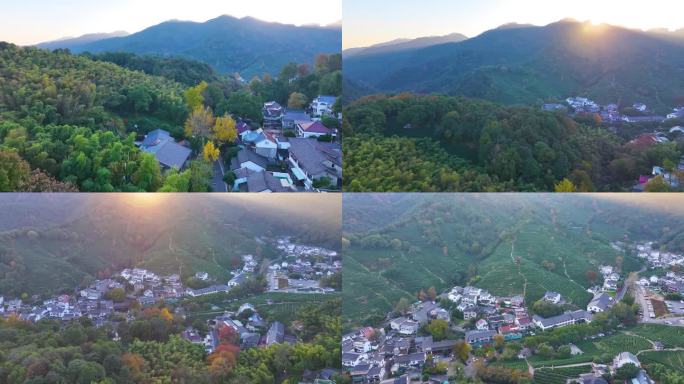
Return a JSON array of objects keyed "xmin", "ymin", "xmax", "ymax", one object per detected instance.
[
  {"xmin": 236, "ymin": 149, "xmax": 269, "ymax": 169},
  {"xmin": 288, "ymin": 138, "xmax": 341, "ymax": 176},
  {"xmin": 154, "ymin": 141, "xmax": 192, "ymax": 169},
  {"xmin": 246, "ymin": 172, "xmax": 289, "ymax": 192}
]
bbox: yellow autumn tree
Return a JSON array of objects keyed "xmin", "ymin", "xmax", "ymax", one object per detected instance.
[
  {"xmin": 203, "ymin": 141, "xmax": 220, "ymax": 162},
  {"xmin": 183, "ymin": 81, "xmax": 208, "ymax": 111},
  {"xmin": 184, "ymin": 106, "xmax": 215, "ymax": 138},
  {"xmin": 554, "ymin": 178, "xmax": 576, "ymax": 192},
  {"xmin": 160, "ymin": 308, "xmax": 174, "ymax": 322},
  {"xmin": 213, "ymin": 114, "xmax": 238, "ymax": 144}
]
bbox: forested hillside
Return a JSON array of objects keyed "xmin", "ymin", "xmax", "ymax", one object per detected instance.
[
  {"xmin": 0, "ymin": 43, "xmax": 187, "ymax": 192},
  {"xmin": 0, "ymin": 297, "xmax": 342, "ymax": 384},
  {"xmin": 342, "ymin": 194, "xmax": 684, "ymax": 327},
  {"xmin": 343, "ymin": 94, "xmax": 684, "ymax": 192},
  {"xmin": 344, "ymin": 20, "xmax": 684, "ymax": 111},
  {"xmin": 0, "ymin": 43, "xmax": 341, "ymax": 192}
]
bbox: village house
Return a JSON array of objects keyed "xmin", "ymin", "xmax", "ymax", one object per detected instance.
[
  {"xmin": 465, "ymin": 329, "xmax": 496, "ymax": 345},
  {"xmin": 233, "ymin": 148, "xmax": 268, "ymax": 173},
  {"xmin": 282, "ymin": 109, "xmax": 313, "ymax": 130},
  {"xmin": 389, "ymin": 317, "xmax": 420, "ymax": 335},
  {"xmin": 139, "ymin": 129, "xmax": 192, "ymax": 170},
  {"xmin": 391, "ymin": 352, "xmax": 426, "ymax": 373},
  {"xmin": 241, "ymin": 129, "xmax": 279, "ymax": 159},
  {"xmin": 288, "ymin": 138, "xmax": 341, "ymax": 190},
  {"xmin": 296, "ymin": 121, "xmax": 333, "ymax": 139},
  {"xmin": 310, "ymin": 95, "xmax": 337, "ymax": 117},
  {"xmin": 587, "ymin": 293, "xmax": 613, "ymax": 313},
  {"xmin": 542, "ymin": 291, "xmax": 562, "ymax": 304},
  {"xmin": 532, "ymin": 310, "xmax": 592, "ymax": 331},
  {"xmin": 186, "ymin": 284, "xmax": 230, "ymax": 297},
  {"xmin": 266, "ymin": 321, "xmax": 285, "ymax": 345},
  {"xmin": 262, "ymin": 101, "xmax": 284, "ymax": 129}
]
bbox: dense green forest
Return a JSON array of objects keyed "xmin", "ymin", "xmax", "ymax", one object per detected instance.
[
  {"xmin": 0, "ymin": 43, "xmax": 341, "ymax": 192},
  {"xmin": 84, "ymin": 52, "xmax": 224, "ymax": 87},
  {"xmin": 343, "ymin": 93, "xmax": 684, "ymax": 192},
  {"xmin": 342, "ymin": 194, "xmax": 684, "ymax": 327},
  {"xmin": 0, "ymin": 299, "xmax": 342, "ymax": 384}
]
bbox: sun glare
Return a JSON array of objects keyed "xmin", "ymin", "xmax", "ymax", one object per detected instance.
[{"xmin": 121, "ymin": 193, "xmax": 166, "ymax": 208}]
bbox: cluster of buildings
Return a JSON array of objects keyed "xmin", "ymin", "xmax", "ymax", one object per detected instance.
[
  {"xmin": 633, "ymin": 155, "xmax": 684, "ymax": 191},
  {"xmin": 267, "ymin": 237, "xmax": 341, "ymax": 293},
  {"xmin": 543, "ymin": 97, "xmax": 684, "ymax": 192},
  {"xmin": 342, "ymin": 326, "xmax": 432, "ymax": 383},
  {"xmin": 545, "ymin": 98, "xmax": 668, "ymax": 124},
  {"xmin": 341, "ymin": 287, "xmax": 534, "ymax": 382},
  {"xmin": 635, "ymin": 241, "xmax": 684, "ymax": 297},
  {"xmin": 544, "ymin": 97, "xmax": 684, "ymax": 127},
  {"xmin": 230, "ymin": 96, "xmax": 342, "ymax": 192},
  {"xmin": 187, "ymin": 254, "xmax": 258, "ymax": 297},
  {"xmin": 0, "ymin": 268, "xmax": 185, "ymax": 324},
  {"xmin": 182, "ymin": 302, "xmax": 294, "ymax": 353},
  {"xmin": 135, "ymin": 93, "xmax": 343, "ymax": 193}
]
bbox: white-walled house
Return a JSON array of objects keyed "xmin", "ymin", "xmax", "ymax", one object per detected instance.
[{"xmin": 311, "ymin": 95, "xmax": 337, "ymax": 117}]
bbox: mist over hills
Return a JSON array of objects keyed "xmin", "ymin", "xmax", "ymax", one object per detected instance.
[
  {"xmin": 0, "ymin": 195, "xmax": 341, "ymax": 296},
  {"xmin": 37, "ymin": 15, "xmax": 341, "ymax": 77}
]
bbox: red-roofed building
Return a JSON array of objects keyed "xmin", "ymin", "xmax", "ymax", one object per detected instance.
[
  {"xmin": 296, "ymin": 121, "xmax": 332, "ymax": 139},
  {"xmin": 515, "ymin": 317, "xmax": 532, "ymax": 330},
  {"xmin": 499, "ymin": 325, "xmax": 519, "ymax": 334},
  {"xmin": 628, "ymin": 133, "xmax": 668, "ymax": 150}
]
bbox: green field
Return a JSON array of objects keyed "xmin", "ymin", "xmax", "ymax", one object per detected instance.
[
  {"xmin": 640, "ymin": 351, "xmax": 684, "ymax": 374},
  {"xmin": 628, "ymin": 324, "xmax": 684, "ymax": 348},
  {"xmin": 186, "ymin": 292, "xmax": 341, "ymax": 325},
  {"xmin": 534, "ymin": 366, "xmax": 592, "ymax": 384},
  {"xmin": 528, "ymin": 330, "xmax": 659, "ymax": 368}
]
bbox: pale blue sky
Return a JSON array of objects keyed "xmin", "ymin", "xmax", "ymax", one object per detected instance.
[
  {"xmin": 0, "ymin": 0, "xmax": 342, "ymax": 45},
  {"xmin": 344, "ymin": 0, "xmax": 684, "ymax": 49}
]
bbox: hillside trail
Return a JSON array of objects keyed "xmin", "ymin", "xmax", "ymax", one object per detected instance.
[
  {"xmin": 507, "ymin": 237, "xmax": 528, "ymax": 299},
  {"xmin": 561, "ymin": 258, "xmax": 586, "ymax": 292},
  {"xmin": 168, "ymin": 233, "xmax": 184, "ymax": 277}
]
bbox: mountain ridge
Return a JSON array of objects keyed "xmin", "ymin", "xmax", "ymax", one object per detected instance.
[
  {"xmin": 344, "ymin": 19, "xmax": 684, "ymax": 112},
  {"xmin": 38, "ymin": 15, "xmax": 341, "ymax": 77},
  {"xmin": 343, "ymin": 32, "xmax": 468, "ymax": 58}
]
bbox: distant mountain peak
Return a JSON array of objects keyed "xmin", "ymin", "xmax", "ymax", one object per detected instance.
[
  {"xmin": 344, "ymin": 32, "xmax": 468, "ymax": 58},
  {"xmin": 36, "ymin": 31, "xmax": 129, "ymax": 48},
  {"xmin": 496, "ymin": 22, "xmax": 535, "ymax": 30}
]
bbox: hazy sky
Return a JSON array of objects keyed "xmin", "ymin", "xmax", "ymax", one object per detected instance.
[
  {"xmin": 0, "ymin": 0, "xmax": 342, "ymax": 46},
  {"xmin": 344, "ymin": 0, "xmax": 684, "ymax": 49}
]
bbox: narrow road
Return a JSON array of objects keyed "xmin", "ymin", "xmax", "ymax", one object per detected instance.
[{"xmin": 212, "ymin": 155, "xmax": 228, "ymax": 192}]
